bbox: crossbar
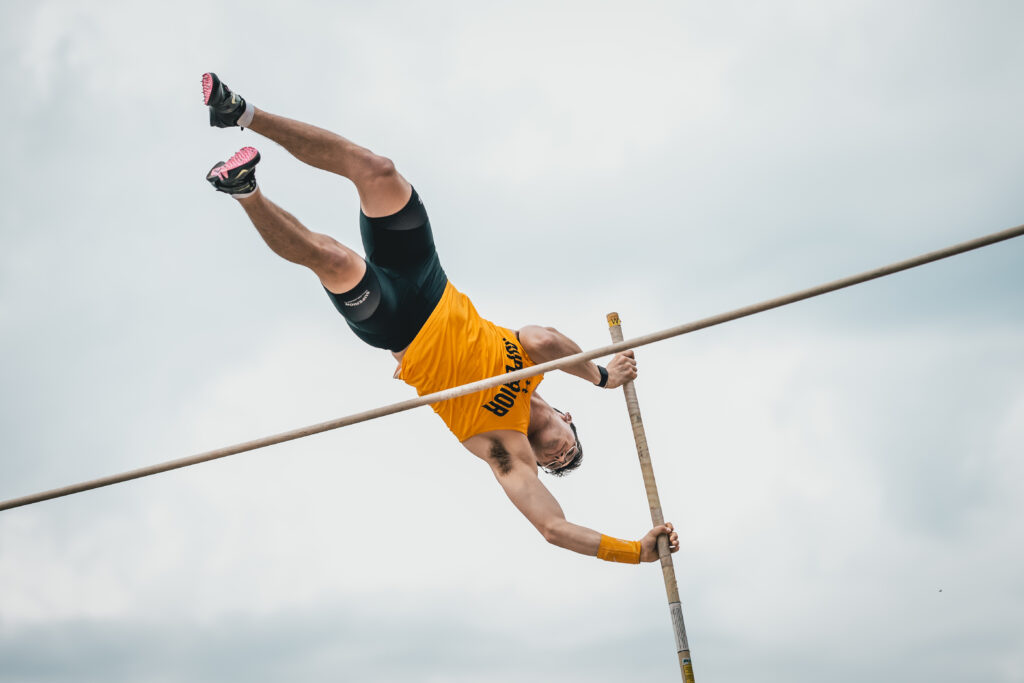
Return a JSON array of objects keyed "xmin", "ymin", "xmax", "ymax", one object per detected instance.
[{"xmin": 1, "ymin": 223, "xmax": 1021, "ymax": 512}]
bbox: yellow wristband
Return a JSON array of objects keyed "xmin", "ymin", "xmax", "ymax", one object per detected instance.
[{"xmin": 597, "ymin": 534, "xmax": 641, "ymax": 564}]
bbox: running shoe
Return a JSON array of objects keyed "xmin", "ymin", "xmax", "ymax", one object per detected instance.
[
  {"xmin": 207, "ymin": 147, "xmax": 260, "ymax": 195},
  {"xmin": 202, "ymin": 72, "xmax": 247, "ymax": 128}
]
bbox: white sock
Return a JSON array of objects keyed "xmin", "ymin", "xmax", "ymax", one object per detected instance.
[
  {"xmin": 232, "ymin": 185, "xmax": 258, "ymax": 200},
  {"xmin": 238, "ymin": 102, "xmax": 255, "ymax": 128}
]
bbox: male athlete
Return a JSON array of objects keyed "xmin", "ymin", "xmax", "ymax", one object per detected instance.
[{"xmin": 201, "ymin": 73, "xmax": 679, "ymax": 565}]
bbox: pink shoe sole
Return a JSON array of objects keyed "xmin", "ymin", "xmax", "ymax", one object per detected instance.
[
  {"xmin": 209, "ymin": 146, "xmax": 260, "ymax": 180},
  {"xmin": 201, "ymin": 73, "xmax": 214, "ymax": 105}
]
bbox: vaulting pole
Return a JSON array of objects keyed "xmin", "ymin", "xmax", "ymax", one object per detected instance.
[{"xmin": 608, "ymin": 312, "xmax": 694, "ymax": 683}]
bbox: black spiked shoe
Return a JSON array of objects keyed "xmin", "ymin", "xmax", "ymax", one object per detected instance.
[
  {"xmin": 202, "ymin": 72, "xmax": 248, "ymax": 128},
  {"xmin": 206, "ymin": 147, "xmax": 260, "ymax": 195}
]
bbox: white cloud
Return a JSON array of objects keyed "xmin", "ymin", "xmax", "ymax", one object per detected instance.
[{"xmin": 2, "ymin": 0, "xmax": 1023, "ymax": 681}]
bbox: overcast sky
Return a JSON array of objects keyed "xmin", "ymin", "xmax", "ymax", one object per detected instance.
[{"xmin": 1, "ymin": 1, "xmax": 1023, "ymax": 681}]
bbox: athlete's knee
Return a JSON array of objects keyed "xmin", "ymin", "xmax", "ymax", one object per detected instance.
[
  {"xmin": 354, "ymin": 151, "xmax": 398, "ymax": 184},
  {"xmin": 311, "ymin": 237, "xmax": 361, "ymax": 279}
]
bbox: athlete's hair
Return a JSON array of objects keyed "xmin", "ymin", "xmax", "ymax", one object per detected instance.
[{"xmin": 546, "ymin": 411, "xmax": 583, "ymax": 478}]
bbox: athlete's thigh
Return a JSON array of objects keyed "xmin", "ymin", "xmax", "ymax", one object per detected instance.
[{"xmin": 358, "ymin": 186, "xmax": 437, "ymax": 270}]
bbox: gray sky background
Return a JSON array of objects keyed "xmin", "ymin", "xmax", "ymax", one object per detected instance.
[{"xmin": 1, "ymin": 1, "xmax": 1023, "ymax": 681}]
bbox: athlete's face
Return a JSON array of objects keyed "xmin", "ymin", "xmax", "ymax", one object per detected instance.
[{"xmin": 536, "ymin": 411, "xmax": 577, "ymax": 472}]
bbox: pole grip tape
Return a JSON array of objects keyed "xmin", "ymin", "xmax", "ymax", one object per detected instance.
[{"xmin": 669, "ymin": 601, "xmax": 689, "ymax": 652}]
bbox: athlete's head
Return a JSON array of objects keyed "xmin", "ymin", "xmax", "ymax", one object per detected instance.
[{"xmin": 532, "ymin": 408, "xmax": 584, "ymax": 477}]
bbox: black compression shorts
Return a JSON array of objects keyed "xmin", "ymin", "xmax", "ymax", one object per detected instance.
[{"xmin": 325, "ymin": 187, "xmax": 448, "ymax": 351}]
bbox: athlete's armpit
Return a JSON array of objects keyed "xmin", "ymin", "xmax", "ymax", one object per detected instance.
[{"xmin": 488, "ymin": 438, "xmax": 513, "ymax": 475}]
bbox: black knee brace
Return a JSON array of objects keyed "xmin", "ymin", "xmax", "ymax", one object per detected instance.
[{"xmin": 327, "ymin": 263, "xmax": 383, "ymax": 323}]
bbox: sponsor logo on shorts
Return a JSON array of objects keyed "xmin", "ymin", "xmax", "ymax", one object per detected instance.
[
  {"xmin": 482, "ymin": 338, "xmax": 533, "ymax": 417},
  {"xmin": 344, "ymin": 290, "xmax": 371, "ymax": 307}
]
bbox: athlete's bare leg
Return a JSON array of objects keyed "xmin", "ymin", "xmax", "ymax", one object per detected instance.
[
  {"xmin": 235, "ymin": 188, "xmax": 367, "ymax": 294},
  {"xmin": 246, "ymin": 109, "xmax": 412, "ymax": 218},
  {"xmin": 204, "ymin": 76, "xmax": 396, "ymax": 292}
]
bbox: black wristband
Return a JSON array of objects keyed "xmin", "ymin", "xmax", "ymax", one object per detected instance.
[{"xmin": 596, "ymin": 365, "xmax": 609, "ymax": 388}]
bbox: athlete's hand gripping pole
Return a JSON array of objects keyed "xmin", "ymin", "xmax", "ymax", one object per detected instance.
[{"xmin": 607, "ymin": 312, "xmax": 695, "ymax": 683}]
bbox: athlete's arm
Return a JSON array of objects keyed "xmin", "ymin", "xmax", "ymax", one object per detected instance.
[
  {"xmin": 464, "ymin": 432, "xmax": 679, "ymax": 560},
  {"xmin": 517, "ymin": 325, "xmax": 637, "ymax": 388},
  {"xmin": 498, "ymin": 459, "xmax": 603, "ymax": 555},
  {"xmin": 497, "ymin": 456, "xmax": 679, "ymax": 560},
  {"xmin": 466, "ymin": 431, "xmax": 600, "ymax": 554}
]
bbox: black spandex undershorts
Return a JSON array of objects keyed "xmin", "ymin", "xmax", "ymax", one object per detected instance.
[{"xmin": 325, "ymin": 187, "xmax": 448, "ymax": 351}]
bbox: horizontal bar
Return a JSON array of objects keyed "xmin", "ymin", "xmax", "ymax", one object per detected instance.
[{"xmin": 1, "ymin": 222, "xmax": 1021, "ymax": 512}]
